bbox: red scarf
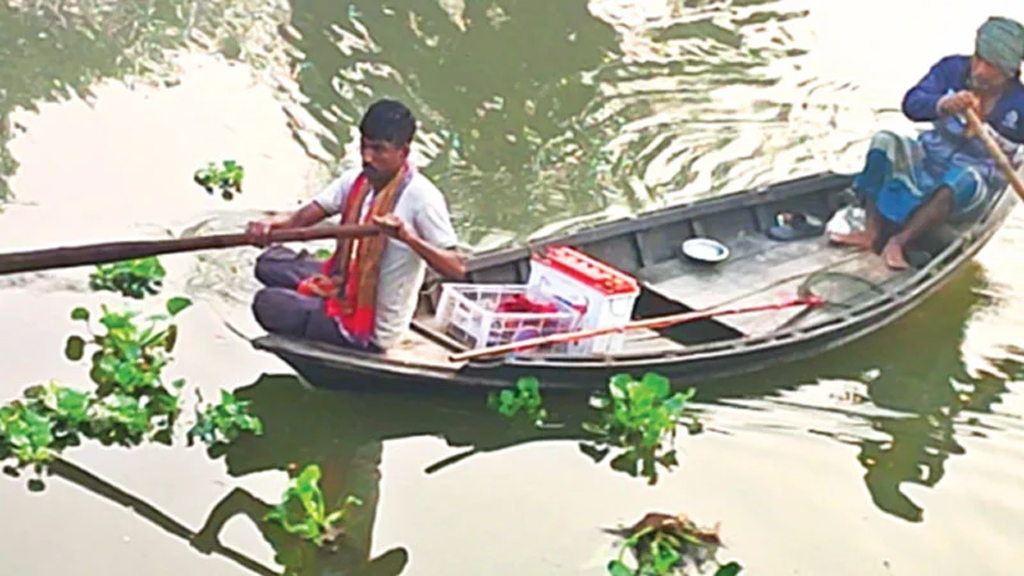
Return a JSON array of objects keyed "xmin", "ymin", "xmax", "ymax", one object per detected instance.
[{"xmin": 297, "ymin": 165, "xmax": 410, "ymax": 344}]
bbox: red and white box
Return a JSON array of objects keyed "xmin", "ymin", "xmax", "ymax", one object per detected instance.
[{"xmin": 526, "ymin": 245, "xmax": 640, "ymax": 354}]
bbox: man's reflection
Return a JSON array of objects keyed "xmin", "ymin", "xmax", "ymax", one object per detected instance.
[
  {"xmin": 192, "ymin": 440, "xmax": 407, "ymax": 576},
  {"xmin": 777, "ymin": 265, "xmax": 1018, "ymax": 522},
  {"xmin": 189, "ymin": 376, "xmax": 590, "ymax": 574}
]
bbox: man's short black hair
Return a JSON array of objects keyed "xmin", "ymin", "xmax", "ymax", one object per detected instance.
[{"xmin": 359, "ymin": 99, "xmax": 416, "ymax": 146}]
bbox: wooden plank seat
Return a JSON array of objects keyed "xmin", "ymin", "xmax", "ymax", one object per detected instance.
[{"xmin": 635, "ymin": 232, "xmax": 903, "ymax": 337}]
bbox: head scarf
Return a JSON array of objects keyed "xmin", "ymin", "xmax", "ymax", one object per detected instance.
[{"xmin": 976, "ymin": 16, "xmax": 1024, "ymax": 78}]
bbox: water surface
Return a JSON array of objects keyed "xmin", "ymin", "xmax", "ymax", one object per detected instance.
[{"xmin": 1, "ymin": 1, "xmax": 1023, "ymax": 574}]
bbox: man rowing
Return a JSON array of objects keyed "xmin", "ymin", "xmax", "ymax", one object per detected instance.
[
  {"xmin": 831, "ymin": 16, "xmax": 1024, "ymax": 269},
  {"xmin": 246, "ymin": 99, "xmax": 466, "ymax": 352}
]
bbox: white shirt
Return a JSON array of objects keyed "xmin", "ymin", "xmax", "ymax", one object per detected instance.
[{"xmin": 313, "ymin": 168, "xmax": 459, "ymax": 349}]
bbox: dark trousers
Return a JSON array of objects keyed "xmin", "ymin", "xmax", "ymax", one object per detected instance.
[{"xmin": 251, "ymin": 246, "xmax": 379, "ymax": 351}]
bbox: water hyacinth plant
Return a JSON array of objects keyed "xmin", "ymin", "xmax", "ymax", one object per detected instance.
[
  {"xmin": 487, "ymin": 376, "xmax": 549, "ymax": 426},
  {"xmin": 606, "ymin": 512, "xmax": 742, "ymax": 576},
  {"xmin": 194, "ymin": 159, "xmax": 245, "ymax": 200},
  {"xmin": 89, "ymin": 256, "xmax": 166, "ymax": 299},
  {"xmin": 580, "ymin": 372, "xmax": 702, "ymax": 485},
  {"xmin": 264, "ymin": 463, "xmax": 363, "ymax": 549},
  {"xmin": 2, "ymin": 264, "xmax": 264, "ymax": 490},
  {"xmin": 187, "ymin": 389, "xmax": 264, "ymax": 450}
]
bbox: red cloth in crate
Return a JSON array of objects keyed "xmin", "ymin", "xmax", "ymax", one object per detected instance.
[{"xmin": 495, "ymin": 293, "xmax": 559, "ymax": 314}]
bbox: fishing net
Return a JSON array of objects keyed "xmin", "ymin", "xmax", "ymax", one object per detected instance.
[{"xmin": 796, "ymin": 270, "xmax": 887, "ymax": 310}]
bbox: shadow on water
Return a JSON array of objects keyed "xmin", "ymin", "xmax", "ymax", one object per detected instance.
[
  {"xmin": 39, "ymin": 372, "xmax": 599, "ymax": 575},
  {"xmin": 195, "ymin": 258, "xmax": 1020, "ymax": 574},
  {"xmin": 30, "ymin": 260, "xmax": 1021, "ymax": 574},
  {"xmin": 47, "ymin": 456, "xmax": 279, "ymax": 575},
  {"xmin": 699, "ymin": 260, "xmax": 1023, "ymax": 523},
  {"xmin": 193, "ymin": 374, "xmax": 608, "ymax": 575}
]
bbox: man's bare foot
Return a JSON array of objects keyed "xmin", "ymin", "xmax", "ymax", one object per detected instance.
[
  {"xmin": 829, "ymin": 229, "xmax": 876, "ymax": 250},
  {"xmin": 881, "ymin": 240, "xmax": 909, "ymax": 270}
]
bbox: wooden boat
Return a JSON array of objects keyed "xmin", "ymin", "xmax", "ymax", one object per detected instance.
[{"xmin": 251, "ymin": 170, "xmax": 1016, "ymax": 391}]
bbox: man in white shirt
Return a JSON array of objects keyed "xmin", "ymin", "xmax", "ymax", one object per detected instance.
[{"xmin": 246, "ymin": 99, "xmax": 466, "ymax": 352}]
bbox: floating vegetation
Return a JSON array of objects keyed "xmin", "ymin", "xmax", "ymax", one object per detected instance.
[
  {"xmin": 187, "ymin": 389, "xmax": 264, "ymax": 450},
  {"xmin": 88, "ymin": 257, "xmax": 166, "ymax": 299},
  {"xmin": 487, "ymin": 376, "xmax": 549, "ymax": 427},
  {"xmin": 264, "ymin": 463, "xmax": 363, "ymax": 550},
  {"xmin": 1, "ymin": 268, "xmax": 263, "ymax": 490},
  {"xmin": 194, "ymin": 159, "xmax": 245, "ymax": 201},
  {"xmin": 606, "ymin": 512, "xmax": 742, "ymax": 576},
  {"xmin": 580, "ymin": 372, "xmax": 702, "ymax": 485}
]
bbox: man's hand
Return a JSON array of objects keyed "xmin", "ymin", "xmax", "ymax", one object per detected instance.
[
  {"xmin": 245, "ymin": 220, "xmax": 273, "ymax": 247},
  {"xmin": 938, "ymin": 90, "xmax": 981, "ymax": 116},
  {"xmin": 297, "ymin": 273, "xmax": 339, "ymax": 298},
  {"xmin": 372, "ymin": 213, "xmax": 466, "ymax": 280},
  {"xmin": 245, "ymin": 213, "xmax": 293, "ymax": 247},
  {"xmin": 372, "ymin": 213, "xmax": 411, "ymax": 243}
]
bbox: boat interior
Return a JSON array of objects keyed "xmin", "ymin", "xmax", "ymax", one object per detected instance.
[{"xmin": 380, "ymin": 173, "xmax": 972, "ymax": 369}]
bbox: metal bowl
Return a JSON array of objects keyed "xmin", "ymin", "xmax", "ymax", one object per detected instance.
[{"xmin": 681, "ymin": 237, "xmax": 730, "ymax": 264}]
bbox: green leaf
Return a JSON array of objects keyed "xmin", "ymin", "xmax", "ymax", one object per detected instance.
[
  {"xmin": 64, "ymin": 336, "xmax": 85, "ymax": 361},
  {"xmin": 166, "ymin": 297, "xmax": 193, "ymax": 317},
  {"xmin": 152, "ymin": 428, "xmax": 173, "ymax": 446},
  {"xmin": 640, "ymin": 372, "xmax": 671, "ymax": 400},
  {"xmin": 658, "ymin": 450, "xmax": 679, "ymax": 468},
  {"xmin": 71, "ymin": 307, "xmax": 90, "ymax": 321},
  {"xmin": 608, "ymin": 374, "xmax": 633, "ymax": 400},
  {"xmin": 610, "ymin": 450, "xmax": 640, "ymax": 477},
  {"xmin": 660, "ymin": 394, "xmax": 689, "ymax": 416},
  {"xmin": 115, "ymin": 364, "xmax": 138, "ymax": 388},
  {"xmin": 516, "ymin": 376, "xmax": 540, "ymax": 394},
  {"xmin": 324, "ymin": 509, "xmax": 345, "ymax": 527},
  {"xmin": 164, "ymin": 325, "xmax": 178, "ymax": 352},
  {"xmin": 715, "ymin": 562, "xmax": 743, "ymax": 576},
  {"xmin": 55, "ymin": 388, "xmax": 90, "ymax": 423},
  {"xmin": 652, "ymin": 538, "xmax": 681, "ymax": 573},
  {"xmin": 607, "ymin": 560, "xmax": 633, "ymax": 576},
  {"xmin": 295, "ymin": 464, "xmax": 324, "ymax": 517},
  {"xmin": 486, "ymin": 391, "xmax": 500, "ymax": 409},
  {"xmin": 578, "ymin": 442, "xmax": 610, "ymax": 463},
  {"xmin": 589, "ymin": 394, "xmax": 611, "ymax": 410}
]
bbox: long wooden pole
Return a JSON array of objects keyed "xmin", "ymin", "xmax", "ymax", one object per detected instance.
[
  {"xmin": 965, "ymin": 107, "xmax": 1024, "ymax": 202},
  {"xmin": 0, "ymin": 223, "xmax": 380, "ymax": 276},
  {"xmin": 448, "ymin": 296, "xmax": 824, "ymax": 362}
]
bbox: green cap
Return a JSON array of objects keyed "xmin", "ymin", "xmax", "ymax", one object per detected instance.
[{"xmin": 976, "ymin": 16, "xmax": 1024, "ymax": 77}]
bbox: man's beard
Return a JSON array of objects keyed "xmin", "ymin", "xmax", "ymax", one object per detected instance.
[
  {"xmin": 969, "ymin": 75, "xmax": 1002, "ymax": 96},
  {"xmin": 363, "ymin": 165, "xmax": 393, "ymax": 187}
]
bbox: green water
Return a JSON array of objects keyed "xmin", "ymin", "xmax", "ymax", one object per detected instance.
[{"xmin": 1, "ymin": 1, "xmax": 1023, "ymax": 574}]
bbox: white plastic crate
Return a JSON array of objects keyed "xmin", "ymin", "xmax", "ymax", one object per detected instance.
[{"xmin": 434, "ymin": 283, "xmax": 582, "ymax": 352}]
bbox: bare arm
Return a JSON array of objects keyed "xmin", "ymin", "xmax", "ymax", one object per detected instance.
[
  {"xmin": 246, "ymin": 202, "xmax": 331, "ymax": 246},
  {"xmin": 401, "ymin": 229, "xmax": 467, "ymax": 280},
  {"xmin": 372, "ymin": 214, "xmax": 467, "ymax": 280}
]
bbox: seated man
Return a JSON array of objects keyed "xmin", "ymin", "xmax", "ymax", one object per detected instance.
[
  {"xmin": 246, "ymin": 99, "xmax": 466, "ymax": 352},
  {"xmin": 832, "ymin": 16, "xmax": 1024, "ymax": 269}
]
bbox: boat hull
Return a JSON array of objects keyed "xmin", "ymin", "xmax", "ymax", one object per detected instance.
[{"xmin": 251, "ymin": 170, "xmax": 1016, "ymax": 392}]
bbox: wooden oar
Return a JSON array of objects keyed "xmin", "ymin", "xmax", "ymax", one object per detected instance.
[
  {"xmin": 965, "ymin": 107, "xmax": 1024, "ymax": 201},
  {"xmin": 449, "ymin": 296, "xmax": 824, "ymax": 362},
  {"xmin": 0, "ymin": 223, "xmax": 380, "ymax": 276}
]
